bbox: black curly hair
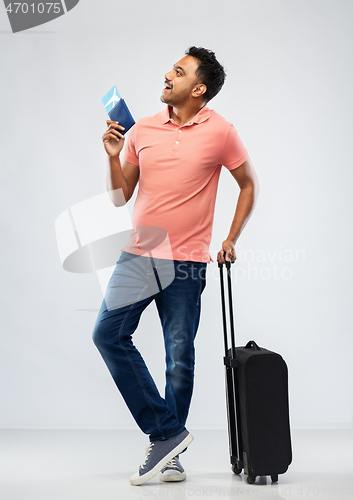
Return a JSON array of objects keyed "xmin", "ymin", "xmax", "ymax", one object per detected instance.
[{"xmin": 185, "ymin": 46, "xmax": 226, "ymax": 102}]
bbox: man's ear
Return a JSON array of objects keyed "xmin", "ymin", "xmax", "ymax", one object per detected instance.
[{"xmin": 192, "ymin": 84, "xmax": 207, "ymax": 98}]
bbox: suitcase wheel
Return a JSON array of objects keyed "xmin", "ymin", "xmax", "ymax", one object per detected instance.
[
  {"xmin": 231, "ymin": 464, "xmax": 242, "ymax": 475},
  {"xmin": 271, "ymin": 474, "xmax": 278, "ymax": 483},
  {"xmin": 246, "ymin": 474, "xmax": 256, "ymax": 484}
]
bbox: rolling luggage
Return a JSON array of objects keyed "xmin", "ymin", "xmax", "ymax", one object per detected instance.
[{"xmin": 219, "ymin": 260, "xmax": 292, "ymax": 484}]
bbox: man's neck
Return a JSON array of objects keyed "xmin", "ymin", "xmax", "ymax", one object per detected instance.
[{"xmin": 169, "ymin": 104, "xmax": 205, "ymax": 126}]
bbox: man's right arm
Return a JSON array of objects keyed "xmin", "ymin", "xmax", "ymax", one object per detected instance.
[
  {"xmin": 102, "ymin": 120, "xmax": 140, "ymax": 206},
  {"xmin": 107, "ymin": 155, "xmax": 139, "ymax": 206}
]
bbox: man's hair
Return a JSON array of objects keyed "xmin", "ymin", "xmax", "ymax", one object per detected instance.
[{"xmin": 185, "ymin": 46, "xmax": 226, "ymax": 102}]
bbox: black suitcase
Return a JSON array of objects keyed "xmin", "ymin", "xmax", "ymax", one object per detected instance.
[{"xmin": 219, "ymin": 260, "xmax": 292, "ymax": 484}]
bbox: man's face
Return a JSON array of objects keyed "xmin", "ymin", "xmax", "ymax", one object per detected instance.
[{"xmin": 161, "ymin": 55, "xmax": 201, "ymax": 106}]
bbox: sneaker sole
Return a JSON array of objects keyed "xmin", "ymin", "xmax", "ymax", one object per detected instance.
[
  {"xmin": 130, "ymin": 432, "xmax": 193, "ymax": 486},
  {"xmin": 160, "ymin": 470, "xmax": 187, "ymax": 482}
]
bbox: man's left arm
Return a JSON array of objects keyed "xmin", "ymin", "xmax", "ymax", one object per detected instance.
[{"xmin": 217, "ymin": 157, "xmax": 259, "ymax": 264}]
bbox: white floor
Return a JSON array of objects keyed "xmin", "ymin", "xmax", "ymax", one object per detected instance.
[{"xmin": 1, "ymin": 429, "xmax": 352, "ymax": 500}]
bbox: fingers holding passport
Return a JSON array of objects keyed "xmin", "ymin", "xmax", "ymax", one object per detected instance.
[
  {"xmin": 102, "ymin": 120, "xmax": 126, "ymax": 156},
  {"xmin": 104, "ymin": 120, "xmax": 125, "ymax": 138}
]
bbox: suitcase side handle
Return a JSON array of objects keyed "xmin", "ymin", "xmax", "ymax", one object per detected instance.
[{"xmin": 245, "ymin": 340, "xmax": 261, "ymax": 351}]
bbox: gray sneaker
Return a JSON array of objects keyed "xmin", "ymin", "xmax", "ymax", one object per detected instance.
[
  {"xmin": 160, "ymin": 456, "xmax": 186, "ymax": 482},
  {"xmin": 129, "ymin": 430, "xmax": 193, "ymax": 486}
]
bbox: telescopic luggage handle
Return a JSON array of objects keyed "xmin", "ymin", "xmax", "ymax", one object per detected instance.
[
  {"xmin": 218, "ymin": 259, "xmax": 236, "ymax": 357},
  {"xmin": 219, "ymin": 258, "xmax": 243, "ymax": 470}
]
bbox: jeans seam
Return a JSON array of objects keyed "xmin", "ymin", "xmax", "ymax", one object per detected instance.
[
  {"xmin": 118, "ymin": 283, "xmax": 166, "ymax": 440},
  {"xmin": 196, "ymin": 265, "xmax": 206, "ymax": 305}
]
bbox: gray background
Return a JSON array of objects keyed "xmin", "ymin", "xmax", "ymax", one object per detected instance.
[{"xmin": 0, "ymin": 0, "xmax": 352, "ymax": 430}]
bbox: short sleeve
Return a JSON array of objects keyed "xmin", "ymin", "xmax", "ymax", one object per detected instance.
[
  {"xmin": 121, "ymin": 124, "xmax": 139, "ymax": 166},
  {"xmin": 220, "ymin": 125, "xmax": 248, "ymax": 170}
]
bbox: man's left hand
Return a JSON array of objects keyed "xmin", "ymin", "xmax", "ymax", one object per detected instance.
[{"xmin": 217, "ymin": 240, "xmax": 236, "ymax": 264}]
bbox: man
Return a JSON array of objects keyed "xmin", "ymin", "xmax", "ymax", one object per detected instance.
[{"xmin": 92, "ymin": 46, "xmax": 259, "ymax": 486}]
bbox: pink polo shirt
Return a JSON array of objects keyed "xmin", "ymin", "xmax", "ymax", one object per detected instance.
[{"xmin": 121, "ymin": 105, "xmax": 248, "ymax": 263}]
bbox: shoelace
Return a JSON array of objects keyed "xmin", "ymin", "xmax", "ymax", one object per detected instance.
[
  {"xmin": 163, "ymin": 458, "xmax": 179, "ymax": 470},
  {"xmin": 140, "ymin": 442, "xmax": 154, "ymax": 470}
]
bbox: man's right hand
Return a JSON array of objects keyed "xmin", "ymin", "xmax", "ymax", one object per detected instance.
[{"xmin": 102, "ymin": 120, "xmax": 126, "ymax": 157}]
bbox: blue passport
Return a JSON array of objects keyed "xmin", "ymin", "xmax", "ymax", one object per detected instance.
[{"xmin": 101, "ymin": 86, "xmax": 135, "ymax": 135}]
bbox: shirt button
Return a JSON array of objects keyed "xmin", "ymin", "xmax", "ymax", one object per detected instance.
[
  {"xmin": 178, "ymin": 130, "xmax": 181, "ymax": 133},
  {"xmin": 176, "ymin": 141, "xmax": 179, "ymax": 144}
]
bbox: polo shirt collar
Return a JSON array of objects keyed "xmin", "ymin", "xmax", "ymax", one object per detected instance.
[{"xmin": 161, "ymin": 105, "xmax": 212, "ymax": 125}]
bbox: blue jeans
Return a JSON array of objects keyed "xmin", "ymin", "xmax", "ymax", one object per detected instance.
[{"xmin": 92, "ymin": 251, "xmax": 207, "ymax": 442}]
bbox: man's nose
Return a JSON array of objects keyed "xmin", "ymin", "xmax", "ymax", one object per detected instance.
[{"xmin": 165, "ymin": 70, "xmax": 173, "ymax": 81}]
